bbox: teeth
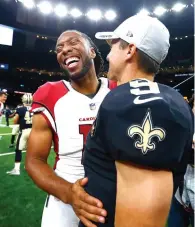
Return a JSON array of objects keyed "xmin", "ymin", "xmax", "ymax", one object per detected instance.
[{"xmin": 66, "ymin": 57, "xmax": 79, "ymax": 65}]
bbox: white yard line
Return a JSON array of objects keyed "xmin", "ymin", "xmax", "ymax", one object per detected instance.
[
  {"xmin": 0, "ymin": 147, "xmax": 54, "ymax": 157},
  {"xmin": 0, "ymin": 150, "xmax": 26, "ymax": 157},
  {"xmin": 0, "ymin": 133, "xmax": 12, "ymax": 136}
]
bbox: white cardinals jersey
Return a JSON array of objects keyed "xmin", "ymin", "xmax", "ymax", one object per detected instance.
[
  {"xmin": 0, "ymin": 102, "xmax": 3, "ymax": 112},
  {"xmin": 0, "ymin": 102, "xmax": 4, "ymax": 117},
  {"xmin": 31, "ymin": 78, "xmax": 116, "ymax": 183}
]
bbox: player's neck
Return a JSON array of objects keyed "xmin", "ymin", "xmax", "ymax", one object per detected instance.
[
  {"xmin": 70, "ymin": 70, "xmax": 99, "ymax": 95},
  {"xmin": 118, "ymin": 67, "xmax": 154, "ymax": 85}
]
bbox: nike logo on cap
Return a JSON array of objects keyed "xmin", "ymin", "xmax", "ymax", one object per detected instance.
[{"xmin": 134, "ymin": 96, "xmax": 162, "ymax": 104}]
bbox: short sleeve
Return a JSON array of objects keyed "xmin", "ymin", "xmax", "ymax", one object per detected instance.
[
  {"xmin": 92, "ymin": 84, "xmax": 193, "ymax": 171},
  {"xmin": 31, "ymin": 82, "xmax": 52, "ymax": 114},
  {"xmin": 16, "ymin": 107, "xmax": 21, "ymax": 116},
  {"xmin": 31, "ymin": 81, "xmax": 69, "ymax": 132}
]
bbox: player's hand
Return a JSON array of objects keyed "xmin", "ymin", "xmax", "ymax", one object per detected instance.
[{"xmin": 70, "ymin": 177, "xmax": 107, "ymax": 227}]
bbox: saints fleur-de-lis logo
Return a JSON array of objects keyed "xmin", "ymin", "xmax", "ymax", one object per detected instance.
[{"xmin": 127, "ymin": 110, "xmax": 166, "ymax": 155}]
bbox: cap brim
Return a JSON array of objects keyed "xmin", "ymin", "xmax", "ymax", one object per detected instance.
[{"xmin": 95, "ymin": 32, "xmax": 119, "ymax": 45}]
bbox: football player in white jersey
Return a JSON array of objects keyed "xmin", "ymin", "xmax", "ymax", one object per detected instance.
[
  {"xmin": 0, "ymin": 91, "xmax": 7, "ymax": 126},
  {"xmin": 26, "ymin": 30, "xmax": 116, "ymax": 227}
]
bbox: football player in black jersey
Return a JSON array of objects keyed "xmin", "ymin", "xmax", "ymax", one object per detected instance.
[
  {"xmin": 79, "ymin": 15, "xmax": 194, "ymax": 227},
  {"xmin": 8, "ymin": 104, "xmax": 24, "ymax": 148},
  {"xmin": 7, "ymin": 94, "xmax": 33, "ymax": 175},
  {"xmin": 0, "ymin": 90, "xmax": 7, "ymax": 127}
]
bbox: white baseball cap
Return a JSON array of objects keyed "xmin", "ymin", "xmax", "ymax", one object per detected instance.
[{"xmin": 95, "ymin": 15, "xmax": 170, "ymax": 64}]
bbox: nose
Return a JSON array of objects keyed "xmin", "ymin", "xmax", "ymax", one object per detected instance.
[{"xmin": 61, "ymin": 44, "xmax": 73, "ymax": 55}]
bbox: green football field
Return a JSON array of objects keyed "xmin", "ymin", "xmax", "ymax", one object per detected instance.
[{"xmin": 0, "ymin": 117, "xmax": 55, "ymax": 227}]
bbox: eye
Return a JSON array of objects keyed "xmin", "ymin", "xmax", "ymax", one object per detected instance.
[
  {"xmin": 70, "ymin": 39, "xmax": 79, "ymax": 45},
  {"xmin": 56, "ymin": 46, "xmax": 63, "ymax": 53},
  {"xmin": 71, "ymin": 41, "xmax": 77, "ymax": 45}
]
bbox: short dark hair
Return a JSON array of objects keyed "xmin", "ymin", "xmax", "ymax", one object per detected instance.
[{"xmin": 119, "ymin": 39, "xmax": 160, "ymax": 74}]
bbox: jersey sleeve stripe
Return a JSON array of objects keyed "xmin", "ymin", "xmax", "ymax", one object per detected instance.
[
  {"xmin": 40, "ymin": 112, "xmax": 52, "ymax": 130},
  {"xmin": 108, "ymin": 80, "xmax": 117, "ymax": 90},
  {"xmin": 40, "ymin": 113, "xmax": 59, "ymax": 170},
  {"xmin": 42, "ymin": 108, "xmax": 57, "ymax": 133},
  {"xmin": 31, "ymin": 102, "xmax": 45, "ymax": 112},
  {"xmin": 32, "ymin": 101, "xmax": 57, "ymax": 132}
]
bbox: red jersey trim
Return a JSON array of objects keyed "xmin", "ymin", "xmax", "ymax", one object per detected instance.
[
  {"xmin": 33, "ymin": 101, "xmax": 57, "ymax": 132},
  {"xmin": 32, "ymin": 80, "xmax": 70, "ymax": 133},
  {"xmin": 40, "ymin": 112, "xmax": 52, "ymax": 130},
  {"xmin": 40, "ymin": 112, "xmax": 59, "ymax": 170},
  {"xmin": 108, "ymin": 80, "xmax": 117, "ymax": 90},
  {"xmin": 53, "ymin": 132, "xmax": 59, "ymax": 170}
]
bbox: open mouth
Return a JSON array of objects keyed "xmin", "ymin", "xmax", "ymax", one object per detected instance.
[{"xmin": 64, "ymin": 56, "xmax": 80, "ymax": 69}]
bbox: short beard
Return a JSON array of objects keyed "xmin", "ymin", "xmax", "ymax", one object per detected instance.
[{"xmin": 61, "ymin": 56, "xmax": 93, "ymax": 82}]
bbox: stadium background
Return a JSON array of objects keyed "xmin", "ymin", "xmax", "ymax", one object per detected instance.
[{"xmin": 0, "ymin": 0, "xmax": 194, "ymax": 226}]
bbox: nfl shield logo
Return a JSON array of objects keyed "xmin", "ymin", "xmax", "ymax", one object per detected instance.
[{"xmin": 89, "ymin": 103, "xmax": 96, "ymax": 110}]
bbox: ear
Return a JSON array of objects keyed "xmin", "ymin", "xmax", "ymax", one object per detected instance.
[
  {"xmin": 126, "ymin": 44, "xmax": 136, "ymax": 61},
  {"xmin": 90, "ymin": 47, "xmax": 96, "ymax": 59}
]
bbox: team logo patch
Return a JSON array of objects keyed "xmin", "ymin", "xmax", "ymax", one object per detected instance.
[
  {"xmin": 89, "ymin": 103, "xmax": 96, "ymax": 110},
  {"xmin": 127, "ymin": 109, "xmax": 166, "ymax": 155},
  {"xmin": 126, "ymin": 31, "xmax": 133, "ymax": 37}
]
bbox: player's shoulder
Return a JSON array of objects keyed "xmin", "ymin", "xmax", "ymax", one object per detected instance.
[
  {"xmin": 158, "ymin": 82, "xmax": 184, "ymax": 99},
  {"xmin": 16, "ymin": 106, "xmax": 26, "ymax": 114},
  {"xmin": 157, "ymin": 82, "xmax": 191, "ymax": 114},
  {"xmin": 33, "ymin": 80, "xmax": 69, "ymax": 104},
  {"xmin": 95, "ymin": 79, "xmax": 193, "ymax": 170},
  {"xmin": 102, "ymin": 79, "xmax": 187, "ymax": 107},
  {"xmin": 101, "ymin": 79, "xmax": 192, "ymax": 125},
  {"xmin": 33, "ymin": 80, "xmax": 67, "ymax": 97},
  {"xmin": 16, "ymin": 106, "xmax": 24, "ymax": 111}
]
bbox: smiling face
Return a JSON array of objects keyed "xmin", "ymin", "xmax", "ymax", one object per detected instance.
[
  {"xmin": 0, "ymin": 93, "xmax": 7, "ymax": 104},
  {"xmin": 56, "ymin": 31, "xmax": 96, "ymax": 80}
]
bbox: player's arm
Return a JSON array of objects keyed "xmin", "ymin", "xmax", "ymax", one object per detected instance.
[
  {"xmin": 26, "ymin": 114, "xmax": 106, "ymax": 227},
  {"xmin": 9, "ymin": 112, "xmax": 16, "ymax": 118},
  {"xmin": 115, "ymin": 161, "xmax": 173, "ymax": 227},
  {"xmin": 13, "ymin": 114, "xmax": 19, "ymax": 124}
]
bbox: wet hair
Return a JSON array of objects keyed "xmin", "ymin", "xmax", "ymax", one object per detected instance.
[
  {"xmin": 58, "ymin": 30, "xmax": 104, "ymax": 77},
  {"xmin": 119, "ymin": 39, "xmax": 160, "ymax": 74}
]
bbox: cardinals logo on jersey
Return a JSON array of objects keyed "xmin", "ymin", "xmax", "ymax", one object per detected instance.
[{"xmin": 127, "ymin": 109, "xmax": 166, "ymax": 155}]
